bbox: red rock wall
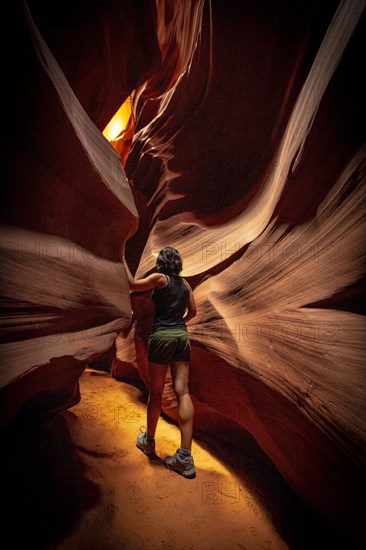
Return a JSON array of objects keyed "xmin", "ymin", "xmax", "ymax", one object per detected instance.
[
  {"xmin": 1, "ymin": 0, "xmax": 365, "ymax": 542},
  {"xmin": 1, "ymin": 0, "xmax": 160, "ymax": 425},
  {"xmin": 115, "ymin": 0, "xmax": 366, "ymax": 540}
]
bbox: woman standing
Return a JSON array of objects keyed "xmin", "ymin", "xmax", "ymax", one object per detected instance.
[{"xmin": 122, "ymin": 247, "xmax": 197, "ymax": 479}]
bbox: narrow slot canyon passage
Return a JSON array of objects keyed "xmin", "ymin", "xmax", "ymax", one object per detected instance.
[
  {"xmin": 1, "ymin": 369, "xmax": 352, "ymax": 550},
  {"xmin": 2, "ymin": 1, "xmax": 365, "ymax": 548}
]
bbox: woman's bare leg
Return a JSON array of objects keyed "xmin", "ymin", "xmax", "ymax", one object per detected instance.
[
  {"xmin": 170, "ymin": 361, "xmax": 194, "ymax": 450},
  {"xmin": 146, "ymin": 361, "xmax": 169, "ymax": 438}
]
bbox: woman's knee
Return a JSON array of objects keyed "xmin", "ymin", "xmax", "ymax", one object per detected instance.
[
  {"xmin": 171, "ymin": 361, "xmax": 190, "ymax": 397},
  {"xmin": 173, "ymin": 381, "xmax": 189, "ymax": 397}
]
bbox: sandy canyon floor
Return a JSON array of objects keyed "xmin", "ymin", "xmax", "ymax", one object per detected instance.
[{"xmin": 2, "ymin": 369, "xmax": 354, "ymax": 549}]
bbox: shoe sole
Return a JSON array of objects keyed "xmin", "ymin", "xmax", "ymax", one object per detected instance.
[{"xmin": 164, "ymin": 460, "xmax": 196, "ymax": 479}]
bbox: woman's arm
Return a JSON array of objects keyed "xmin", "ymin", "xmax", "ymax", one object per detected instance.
[
  {"xmin": 183, "ymin": 279, "xmax": 197, "ymax": 323},
  {"xmin": 122, "ymin": 257, "xmax": 166, "ymax": 292}
]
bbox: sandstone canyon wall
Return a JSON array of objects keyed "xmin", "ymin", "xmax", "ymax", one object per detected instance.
[{"xmin": 1, "ymin": 0, "xmax": 365, "ymax": 542}]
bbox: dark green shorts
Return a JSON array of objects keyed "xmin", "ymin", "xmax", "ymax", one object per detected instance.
[{"xmin": 148, "ymin": 328, "xmax": 191, "ymax": 364}]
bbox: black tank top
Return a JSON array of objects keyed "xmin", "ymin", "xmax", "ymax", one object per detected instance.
[{"xmin": 152, "ymin": 275, "xmax": 189, "ymax": 332}]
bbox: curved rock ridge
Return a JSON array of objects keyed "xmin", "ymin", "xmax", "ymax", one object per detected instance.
[
  {"xmin": 1, "ymin": 1, "xmax": 142, "ymax": 426},
  {"xmin": 135, "ymin": 0, "xmax": 364, "ymax": 277},
  {"xmin": 0, "ymin": 225, "xmax": 132, "ymax": 388}
]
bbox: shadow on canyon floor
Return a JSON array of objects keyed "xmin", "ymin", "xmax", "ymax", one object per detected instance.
[{"xmin": 1, "ymin": 413, "xmax": 101, "ymax": 549}]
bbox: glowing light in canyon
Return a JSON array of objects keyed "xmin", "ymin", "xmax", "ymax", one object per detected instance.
[{"xmin": 102, "ymin": 97, "xmax": 133, "ymax": 142}]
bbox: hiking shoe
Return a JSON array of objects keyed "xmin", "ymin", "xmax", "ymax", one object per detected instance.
[
  {"xmin": 164, "ymin": 450, "xmax": 196, "ymax": 479},
  {"xmin": 136, "ymin": 430, "xmax": 155, "ymax": 457}
]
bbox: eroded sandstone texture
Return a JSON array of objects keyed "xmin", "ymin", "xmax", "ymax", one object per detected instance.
[
  {"xmin": 1, "ymin": 0, "xmax": 148, "ymax": 425},
  {"xmin": 2, "ymin": 0, "xmax": 365, "ymax": 542}
]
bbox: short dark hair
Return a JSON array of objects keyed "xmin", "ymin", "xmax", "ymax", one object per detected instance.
[{"xmin": 156, "ymin": 247, "xmax": 182, "ymax": 275}]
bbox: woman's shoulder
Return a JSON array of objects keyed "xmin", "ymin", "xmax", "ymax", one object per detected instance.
[{"xmin": 153, "ymin": 273, "xmax": 170, "ymax": 288}]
